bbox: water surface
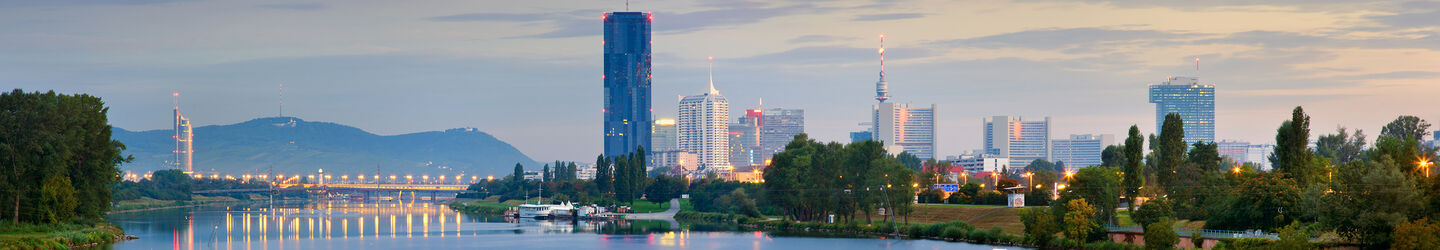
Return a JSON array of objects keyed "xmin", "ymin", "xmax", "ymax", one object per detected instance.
[{"xmin": 104, "ymin": 201, "xmax": 1017, "ymax": 249}]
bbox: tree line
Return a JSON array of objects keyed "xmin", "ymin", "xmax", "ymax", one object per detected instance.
[
  {"xmin": 761, "ymin": 134, "xmax": 917, "ymax": 224},
  {"xmin": 1021, "ymin": 107, "xmax": 1440, "ymax": 248},
  {"xmin": 0, "ymin": 89, "xmax": 131, "ymax": 224}
]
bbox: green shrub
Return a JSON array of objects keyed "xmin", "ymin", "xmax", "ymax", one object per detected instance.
[
  {"xmin": 941, "ymin": 226, "xmax": 969, "ymax": 240},
  {"xmin": 1144, "ymin": 218, "xmax": 1178, "ymax": 249}
]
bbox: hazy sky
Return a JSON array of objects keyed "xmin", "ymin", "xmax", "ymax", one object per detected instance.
[{"xmin": 4, "ymin": 0, "xmax": 1437, "ymax": 162}]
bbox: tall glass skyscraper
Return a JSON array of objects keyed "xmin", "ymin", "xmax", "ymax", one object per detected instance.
[
  {"xmin": 1148, "ymin": 76, "xmax": 1215, "ymax": 145},
  {"xmin": 603, "ymin": 12, "xmax": 652, "ymax": 158}
]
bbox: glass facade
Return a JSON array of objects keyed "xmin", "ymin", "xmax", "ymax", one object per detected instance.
[
  {"xmin": 1050, "ymin": 134, "xmax": 1112, "ymax": 170},
  {"xmin": 1148, "ymin": 76, "xmax": 1215, "ymax": 145},
  {"xmin": 983, "ymin": 116, "xmax": 1051, "ymax": 164},
  {"xmin": 603, "ymin": 12, "xmax": 652, "ymax": 158}
]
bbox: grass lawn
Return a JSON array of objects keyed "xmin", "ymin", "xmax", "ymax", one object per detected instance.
[
  {"xmin": 903, "ymin": 204, "xmax": 1025, "ymax": 235},
  {"xmin": 626, "ymin": 200, "xmax": 671, "ymax": 213},
  {"xmin": 678, "ymin": 198, "xmax": 693, "ymax": 211},
  {"xmin": 1114, "ymin": 210, "xmax": 1206, "ymax": 228}
]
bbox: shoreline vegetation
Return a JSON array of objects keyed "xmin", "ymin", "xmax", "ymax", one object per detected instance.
[{"xmin": 0, "ymin": 221, "xmax": 132, "ymax": 249}]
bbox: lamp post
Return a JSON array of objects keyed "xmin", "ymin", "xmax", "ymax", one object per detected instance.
[{"xmin": 1418, "ymin": 158, "xmax": 1433, "ymax": 178}]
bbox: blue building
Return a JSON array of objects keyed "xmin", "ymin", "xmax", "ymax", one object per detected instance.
[
  {"xmin": 603, "ymin": 12, "xmax": 652, "ymax": 157},
  {"xmin": 1148, "ymin": 76, "xmax": 1215, "ymax": 145},
  {"xmin": 850, "ymin": 131, "xmax": 873, "ymax": 143}
]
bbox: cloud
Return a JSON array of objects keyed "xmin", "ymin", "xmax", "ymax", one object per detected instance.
[
  {"xmin": 255, "ymin": 3, "xmax": 326, "ymax": 11},
  {"xmin": 1194, "ymin": 30, "xmax": 1440, "ymax": 50},
  {"xmin": 788, "ymin": 34, "xmax": 852, "ymax": 43},
  {"xmin": 0, "ymin": 0, "xmax": 194, "ymax": 8},
  {"xmin": 853, "ymin": 13, "xmax": 925, "ymax": 21},
  {"xmin": 437, "ymin": 4, "xmax": 832, "ymax": 39},
  {"xmin": 730, "ymin": 45, "xmax": 935, "ymax": 66},
  {"xmin": 426, "ymin": 13, "xmax": 554, "ymax": 22},
  {"xmin": 932, "ymin": 27, "xmax": 1200, "ymax": 50}
]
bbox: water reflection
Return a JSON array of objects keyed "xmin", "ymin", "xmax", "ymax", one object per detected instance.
[{"xmin": 105, "ymin": 200, "xmax": 1004, "ymax": 250}]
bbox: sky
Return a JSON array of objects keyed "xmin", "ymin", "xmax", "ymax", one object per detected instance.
[{"xmin": 3, "ymin": 0, "xmax": 1438, "ymax": 162}]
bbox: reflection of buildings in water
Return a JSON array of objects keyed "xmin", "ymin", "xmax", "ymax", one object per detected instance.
[{"xmin": 199, "ymin": 201, "xmax": 470, "ymax": 248}]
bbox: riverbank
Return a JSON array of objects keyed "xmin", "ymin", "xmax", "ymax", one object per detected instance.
[
  {"xmin": 109, "ymin": 195, "xmax": 253, "ymax": 214},
  {"xmin": 0, "ymin": 221, "xmax": 132, "ymax": 249},
  {"xmin": 675, "ymin": 210, "xmax": 1141, "ymax": 250}
]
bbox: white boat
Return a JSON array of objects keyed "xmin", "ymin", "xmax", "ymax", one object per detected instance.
[{"xmin": 517, "ymin": 202, "xmax": 574, "ymax": 219}]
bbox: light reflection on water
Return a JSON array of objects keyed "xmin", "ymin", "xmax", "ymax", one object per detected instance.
[{"xmin": 102, "ymin": 200, "xmax": 1010, "ymax": 249}]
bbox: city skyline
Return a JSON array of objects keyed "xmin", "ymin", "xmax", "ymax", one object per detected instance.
[{"xmin": 4, "ymin": 0, "xmax": 1438, "ymax": 162}]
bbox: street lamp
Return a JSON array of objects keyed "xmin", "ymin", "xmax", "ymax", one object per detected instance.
[{"xmin": 1419, "ymin": 157, "xmax": 1433, "ymax": 178}]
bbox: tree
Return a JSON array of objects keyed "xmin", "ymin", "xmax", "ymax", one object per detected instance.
[
  {"xmin": 897, "ymin": 151, "xmax": 922, "ymax": 172},
  {"xmin": 1272, "ymin": 106, "xmax": 1321, "ymax": 185},
  {"xmin": 614, "ymin": 154, "xmax": 633, "ymax": 204},
  {"xmin": 1123, "ymin": 125, "xmax": 1146, "ymax": 216},
  {"xmin": 1393, "ymin": 218, "xmax": 1440, "ymax": 250},
  {"xmin": 1102, "ymin": 145, "xmax": 1126, "ymax": 167},
  {"xmin": 1381, "ymin": 115, "xmax": 1432, "ymax": 141},
  {"xmin": 39, "ymin": 176, "xmax": 78, "ymax": 223},
  {"xmin": 1020, "ymin": 207, "xmax": 1060, "ymax": 245},
  {"xmin": 595, "ymin": 155, "xmax": 613, "ymax": 199},
  {"xmin": 1024, "ymin": 159, "xmax": 1055, "ymax": 173},
  {"xmin": 1157, "ymin": 113, "xmax": 1186, "ymax": 194},
  {"xmin": 1144, "ymin": 218, "xmax": 1178, "ymax": 250},
  {"xmin": 0, "ymin": 89, "xmax": 130, "ymax": 223},
  {"xmin": 1319, "ymin": 159, "xmax": 1424, "ymax": 246},
  {"xmin": 1133, "ymin": 198, "xmax": 1173, "ymax": 229},
  {"xmin": 645, "ymin": 175, "xmax": 685, "ymax": 203},
  {"xmin": 1316, "ymin": 127, "xmax": 1367, "ymax": 164},
  {"xmin": 1055, "ymin": 166, "xmax": 1121, "ymax": 225},
  {"xmin": 1205, "ymin": 173, "xmax": 1301, "ymax": 231},
  {"xmin": 1063, "ymin": 198, "xmax": 1098, "ymax": 241}
]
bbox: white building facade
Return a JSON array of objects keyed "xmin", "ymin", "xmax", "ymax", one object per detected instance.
[
  {"xmin": 1050, "ymin": 134, "xmax": 1114, "ymax": 170},
  {"xmin": 678, "ymin": 63, "xmax": 731, "ymax": 174},
  {"xmin": 984, "ymin": 116, "xmax": 1051, "ymax": 164}
]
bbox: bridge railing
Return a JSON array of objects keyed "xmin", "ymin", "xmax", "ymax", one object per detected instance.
[{"xmin": 1105, "ymin": 224, "xmax": 1337, "ymax": 241}]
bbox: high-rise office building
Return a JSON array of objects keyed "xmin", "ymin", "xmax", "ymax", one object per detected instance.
[
  {"xmin": 874, "ymin": 103, "xmax": 937, "ymax": 159},
  {"xmin": 759, "ymin": 108, "xmax": 804, "ymax": 162},
  {"xmin": 850, "ymin": 131, "xmax": 873, "ymax": 143},
  {"xmin": 651, "ymin": 118, "xmax": 678, "ymax": 151},
  {"xmin": 984, "ymin": 116, "xmax": 1051, "ymax": 164},
  {"xmin": 1149, "ymin": 76, "xmax": 1215, "ymax": 145},
  {"xmin": 1217, "ymin": 140, "xmax": 1250, "ymax": 164},
  {"xmin": 603, "ymin": 11, "xmax": 653, "ymax": 158},
  {"xmin": 869, "ymin": 34, "xmax": 937, "ymax": 160},
  {"xmin": 1050, "ymin": 134, "xmax": 1113, "ymax": 170},
  {"xmin": 172, "ymin": 93, "xmax": 193, "ymax": 173},
  {"xmin": 678, "ymin": 60, "xmax": 730, "ymax": 174},
  {"xmin": 728, "ymin": 123, "xmax": 758, "ymax": 168}
]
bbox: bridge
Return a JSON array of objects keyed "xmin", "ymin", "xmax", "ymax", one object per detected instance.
[{"xmin": 194, "ymin": 184, "xmax": 472, "ymax": 201}]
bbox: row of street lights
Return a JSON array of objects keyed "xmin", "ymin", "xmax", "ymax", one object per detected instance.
[{"xmin": 187, "ymin": 172, "xmax": 497, "ymax": 185}]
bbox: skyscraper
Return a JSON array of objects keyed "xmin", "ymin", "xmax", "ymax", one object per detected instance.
[
  {"xmin": 759, "ymin": 108, "xmax": 804, "ymax": 162},
  {"xmin": 651, "ymin": 118, "xmax": 678, "ymax": 151},
  {"xmin": 728, "ymin": 123, "xmax": 758, "ymax": 168},
  {"xmin": 603, "ymin": 11, "xmax": 653, "ymax": 158},
  {"xmin": 984, "ymin": 116, "xmax": 1051, "ymax": 164},
  {"xmin": 1050, "ymin": 134, "xmax": 1113, "ymax": 170},
  {"xmin": 869, "ymin": 34, "xmax": 937, "ymax": 160},
  {"xmin": 172, "ymin": 93, "xmax": 193, "ymax": 173},
  {"xmin": 678, "ymin": 58, "xmax": 730, "ymax": 174},
  {"xmin": 1149, "ymin": 76, "xmax": 1215, "ymax": 145}
]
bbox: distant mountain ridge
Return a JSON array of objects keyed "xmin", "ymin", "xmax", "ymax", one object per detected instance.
[{"xmin": 113, "ymin": 117, "xmax": 538, "ymax": 177}]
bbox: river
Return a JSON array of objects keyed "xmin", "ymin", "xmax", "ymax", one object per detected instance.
[{"xmin": 101, "ymin": 201, "xmax": 1017, "ymax": 249}]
